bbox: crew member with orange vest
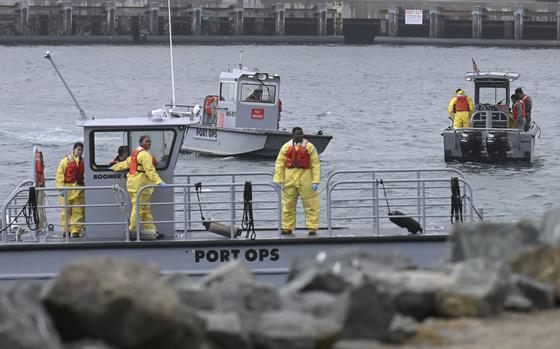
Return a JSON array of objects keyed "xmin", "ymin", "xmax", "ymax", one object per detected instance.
[
  {"xmin": 515, "ymin": 88, "xmax": 532, "ymax": 131},
  {"xmin": 112, "ymin": 135, "xmax": 166, "ymax": 240},
  {"xmin": 55, "ymin": 142, "xmax": 85, "ymax": 238},
  {"xmin": 273, "ymin": 127, "xmax": 321, "ymax": 236},
  {"xmin": 448, "ymin": 88, "xmax": 475, "ymax": 129}
]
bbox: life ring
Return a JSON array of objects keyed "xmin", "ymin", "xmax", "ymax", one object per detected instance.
[
  {"xmin": 35, "ymin": 150, "xmax": 45, "ymax": 187},
  {"xmin": 204, "ymin": 95, "xmax": 218, "ymax": 120}
]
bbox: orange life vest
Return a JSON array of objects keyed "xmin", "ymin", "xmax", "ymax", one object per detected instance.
[
  {"xmin": 64, "ymin": 155, "xmax": 84, "ymax": 185},
  {"xmin": 35, "ymin": 150, "xmax": 45, "ymax": 187},
  {"xmin": 513, "ymin": 100, "xmax": 526, "ymax": 120},
  {"xmin": 285, "ymin": 140, "xmax": 311, "ymax": 169},
  {"xmin": 129, "ymin": 146, "xmax": 157, "ymax": 175},
  {"xmin": 455, "ymin": 95, "xmax": 469, "ymax": 112}
]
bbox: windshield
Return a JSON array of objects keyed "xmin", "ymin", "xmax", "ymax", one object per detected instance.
[
  {"xmin": 478, "ymin": 87, "xmax": 507, "ymax": 106},
  {"xmin": 240, "ymin": 83, "xmax": 276, "ymax": 104}
]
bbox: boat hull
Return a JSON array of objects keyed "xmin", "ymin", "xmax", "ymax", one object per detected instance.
[
  {"xmin": 182, "ymin": 125, "xmax": 332, "ymax": 157},
  {"xmin": 0, "ymin": 235, "xmax": 446, "ymax": 286},
  {"xmin": 442, "ymin": 127, "xmax": 536, "ymax": 163}
]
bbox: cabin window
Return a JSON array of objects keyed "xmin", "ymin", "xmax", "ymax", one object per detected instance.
[
  {"xmin": 220, "ymin": 83, "xmax": 236, "ymax": 102},
  {"xmin": 478, "ymin": 87, "xmax": 507, "ymax": 106},
  {"xmin": 129, "ymin": 130, "xmax": 176, "ymax": 170},
  {"xmin": 91, "ymin": 131, "xmax": 129, "ymax": 169},
  {"xmin": 240, "ymin": 83, "xmax": 276, "ymax": 104},
  {"xmin": 90, "ymin": 130, "xmax": 176, "ymax": 171}
]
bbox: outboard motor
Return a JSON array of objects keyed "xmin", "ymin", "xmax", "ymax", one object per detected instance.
[
  {"xmin": 486, "ymin": 131, "xmax": 510, "ymax": 163},
  {"xmin": 459, "ymin": 130, "xmax": 483, "ymax": 161}
]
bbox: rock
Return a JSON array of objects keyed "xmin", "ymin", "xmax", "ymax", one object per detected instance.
[
  {"xmin": 248, "ymin": 310, "xmax": 341, "ymax": 349},
  {"xmin": 444, "ymin": 221, "xmax": 540, "ymax": 263},
  {"xmin": 199, "ymin": 312, "xmax": 250, "ymax": 349},
  {"xmin": 41, "ymin": 257, "xmax": 206, "ymax": 349},
  {"xmin": 161, "ymin": 272, "xmax": 194, "ymax": 288},
  {"xmin": 64, "ymin": 339, "xmax": 117, "ymax": 349},
  {"xmin": 539, "ymin": 208, "xmax": 560, "ymax": 246},
  {"xmin": 511, "ymin": 273, "xmax": 555, "ymax": 309},
  {"xmin": 341, "ymin": 280, "xmax": 395, "ymax": 341},
  {"xmin": 332, "ymin": 340, "xmax": 380, "ymax": 349},
  {"xmin": 281, "ymin": 268, "xmax": 355, "ymax": 295},
  {"xmin": 174, "ymin": 283, "xmax": 215, "ymax": 311},
  {"xmin": 511, "ymin": 246, "xmax": 560, "ymax": 300},
  {"xmin": 503, "ymin": 294, "xmax": 532, "ymax": 312},
  {"xmin": 199, "ymin": 260, "xmax": 254, "ymax": 288},
  {"xmin": 0, "ymin": 282, "xmax": 64, "ymax": 349},
  {"xmin": 363, "ymin": 269, "xmax": 454, "ymax": 320},
  {"xmin": 435, "ymin": 259, "xmax": 510, "ymax": 318},
  {"xmin": 288, "ymin": 251, "xmax": 415, "ymax": 282},
  {"xmin": 210, "ymin": 278, "xmax": 281, "ymax": 313},
  {"xmin": 281, "ymin": 291, "xmax": 345, "ymax": 321},
  {"xmin": 385, "ymin": 314, "xmax": 418, "ymax": 344}
]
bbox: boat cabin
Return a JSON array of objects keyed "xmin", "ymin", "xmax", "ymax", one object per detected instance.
[
  {"xmin": 70, "ymin": 114, "xmax": 198, "ymax": 239},
  {"xmin": 202, "ymin": 68, "xmax": 281, "ymax": 130},
  {"xmin": 465, "ymin": 72, "xmax": 520, "ymax": 128}
]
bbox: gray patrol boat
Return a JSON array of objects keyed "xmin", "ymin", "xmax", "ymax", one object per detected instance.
[
  {"xmin": 176, "ymin": 67, "xmax": 332, "ymax": 157},
  {"xmin": 442, "ymin": 71, "xmax": 540, "ymax": 163},
  {"xmin": 0, "ymin": 54, "xmax": 480, "ymax": 286}
]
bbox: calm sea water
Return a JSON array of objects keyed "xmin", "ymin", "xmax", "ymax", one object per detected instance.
[{"xmin": 1, "ymin": 44, "xmax": 559, "ymax": 221}]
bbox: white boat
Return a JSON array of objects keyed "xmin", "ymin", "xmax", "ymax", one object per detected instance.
[
  {"xmin": 442, "ymin": 71, "xmax": 540, "ymax": 163},
  {"xmin": 176, "ymin": 67, "xmax": 332, "ymax": 157}
]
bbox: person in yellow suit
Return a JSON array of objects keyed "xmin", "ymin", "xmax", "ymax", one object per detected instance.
[
  {"xmin": 55, "ymin": 142, "xmax": 85, "ymax": 238},
  {"xmin": 112, "ymin": 135, "xmax": 166, "ymax": 240},
  {"xmin": 273, "ymin": 127, "xmax": 321, "ymax": 236},
  {"xmin": 448, "ymin": 88, "xmax": 475, "ymax": 129}
]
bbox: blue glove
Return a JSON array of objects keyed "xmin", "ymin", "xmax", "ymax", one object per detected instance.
[
  {"xmin": 59, "ymin": 190, "xmax": 65, "ymax": 197},
  {"xmin": 311, "ymin": 183, "xmax": 319, "ymax": 191},
  {"xmin": 160, "ymin": 181, "xmax": 167, "ymax": 187}
]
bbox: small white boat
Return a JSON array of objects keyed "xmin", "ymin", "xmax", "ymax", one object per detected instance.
[
  {"xmin": 174, "ymin": 67, "xmax": 332, "ymax": 157},
  {"xmin": 442, "ymin": 71, "xmax": 540, "ymax": 163}
]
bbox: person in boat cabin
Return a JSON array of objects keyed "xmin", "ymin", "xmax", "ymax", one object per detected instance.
[
  {"xmin": 55, "ymin": 142, "xmax": 85, "ymax": 238},
  {"xmin": 246, "ymin": 89, "xmax": 263, "ymax": 102},
  {"xmin": 448, "ymin": 88, "xmax": 475, "ymax": 129},
  {"xmin": 510, "ymin": 94, "xmax": 526, "ymax": 130},
  {"xmin": 111, "ymin": 135, "xmax": 166, "ymax": 240},
  {"xmin": 515, "ymin": 88, "xmax": 532, "ymax": 131},
  {"xmin": 273, "ymin": 127, "xmax": 321, "ymax": 236},
  {"xmin": 109, "ymin": 145, "xmax": 129, "ymax": 166}
]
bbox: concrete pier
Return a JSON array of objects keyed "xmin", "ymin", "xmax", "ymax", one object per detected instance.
[{"xmin": 0, "ymin": 0, "xmax": 560, "ymax": 45}]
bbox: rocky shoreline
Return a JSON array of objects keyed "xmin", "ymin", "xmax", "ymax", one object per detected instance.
[{"xmin": 2, "ymin": 209, "xmax": 560, "ymax": 349}]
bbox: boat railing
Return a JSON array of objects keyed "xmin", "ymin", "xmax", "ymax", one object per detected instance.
[
  {"xmin": 1, "ymin": 185, "xmax": 129, "ymax": 244},
  {"xmin": 326, "ymin": 175, "xmax": 474, "ymax": 235},
  {"xmin": 471, "ymin": 111, "xmax": 509, "ymax": 129},
  {"xmin": 135, "ymin": 181, "xmax": 282, "ymax": 240}
]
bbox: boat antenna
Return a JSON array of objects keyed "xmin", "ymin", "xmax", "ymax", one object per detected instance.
[
  {"xmin": 239, "ymin": 49, "xmax": 243, "ymax": 69},
  {"xmin": 167, "ymin": 0, "xmax": 176, "ymax": 108},
  {"xmin": 43, "ymin": 51, "xmax": 87, "ymax": 120}
]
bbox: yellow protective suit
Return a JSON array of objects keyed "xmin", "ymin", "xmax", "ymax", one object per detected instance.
[
  {"xmin": 448, "ymin": 92, "xmax": 474, "ymax": 129},
  {"xmin": 112, "ymin": 149, "xmax": 162, "ymax": 232},
  {"xmin": 55, "ymin": 154, "xmax": 84, "ymax": 235},
  {"xmin": 273, "ymin": 140, "xmax": 321, "ymax": 232}
]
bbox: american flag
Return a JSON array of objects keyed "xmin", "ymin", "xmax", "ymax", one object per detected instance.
[{"xmin": 472, "ymin": 58, "xmax": 480, "ymax": 74}]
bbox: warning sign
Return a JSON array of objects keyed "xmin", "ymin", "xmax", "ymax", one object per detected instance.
[{"xmin": 405, "ymin": 9, "xmax": 423, "ymax": 25}]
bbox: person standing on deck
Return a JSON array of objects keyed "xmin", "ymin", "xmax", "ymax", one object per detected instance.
[
  {"xmin": 273, "ymin": 127, "xmax": 321, "ymax": 236},
  {"xmin": 55, "ymin": 142, "xmax": 85, "ymax": 238},
  {"xmin": 515, "ymin": 88, "xmax": 532, "ymax": 131},
  {"xmin": 511, "ymin": 94, "xmax": 526, "ymax": 130},
  {"xmin": 448, "ymin": 88, "xmax": 475, "ymax": 129},
  {"xmin": 112, "ymin": 135, "xmax": 166, "ymax": 240}
]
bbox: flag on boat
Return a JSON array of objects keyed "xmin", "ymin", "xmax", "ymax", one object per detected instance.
[{"xmin": 472, "ymin": 58, "xmax": 480, "ymax": 74}]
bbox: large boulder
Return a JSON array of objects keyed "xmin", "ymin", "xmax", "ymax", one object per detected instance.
[
  {"xmin": 248, "ymin": 310, "xmax": 341, "ymax": 349},
  {"xmin": 0, "ymin": 282, "xmax": 64, "ymax": 349},
  {"xmin": 539, "ymin": 209, "xmax": 560, "ymax": 246},
  {"xmin": 209, "ymin": 278, "xmax": 282, "ymax": 313},
  {"xmin": 510, "ymin": 246, "xmax": 560, "ymax": 300},
  {"xmin": 510, "ymin": 273, "xmax": 556, "ymax": 309},
  {"xmin": 444, "ymin": 220, "xmax": 540, "ymax": 263},
  {"xmin": 281, "ymin": 291, "xmax": 345, "ymax": 321},
  {"xmin": 199, "ymin": 311, "xmax": 250, "ymax": 349},
  {"xmin": 199, "ymin": 260, "xmax": 254, "ymax": 288},
  {"xmin": 41, "ymin": 257, "xmax": 206, "ymax": 349},
  {"xmin": 340, "ymin": 280, "xmax": 395, "ymax": 341},
  {"xmin": 435, "ymin": 259, "xmax": 510, "ymax": 318}
]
